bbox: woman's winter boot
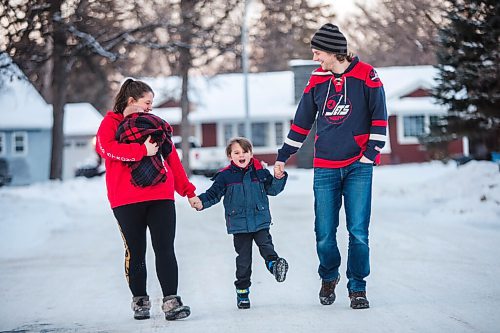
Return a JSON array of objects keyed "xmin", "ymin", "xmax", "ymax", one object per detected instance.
[
  {"xmin": 131, "ymin": 296, "xmax": 151, "ymax": 320},
  {"xmin": 162, "ymin": 295, "xmax": 191, "ymax": 320}
]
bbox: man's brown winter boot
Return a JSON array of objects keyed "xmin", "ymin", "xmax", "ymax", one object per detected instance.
[
  {"xmin": 349, "ymin": 291, "xmax": 370, "ymax": 309},
  {"xmin": 319, "ymin": 276, "xmax": 340, "ymax": 305}
]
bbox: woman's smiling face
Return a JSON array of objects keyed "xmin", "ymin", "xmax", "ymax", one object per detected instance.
[{"xmin": 229, "ymin": 142, "xmax": 253, "ymax": 168}]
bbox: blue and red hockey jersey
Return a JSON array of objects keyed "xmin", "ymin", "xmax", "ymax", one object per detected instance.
[{"xmin": 277, "ymin": 57, "xmax": 387, "ymax": 167}]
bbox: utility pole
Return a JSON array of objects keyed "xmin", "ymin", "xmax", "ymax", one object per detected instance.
[{"xmin": 242, "ymin": 0, "xmax": 251, "ymax": 140}]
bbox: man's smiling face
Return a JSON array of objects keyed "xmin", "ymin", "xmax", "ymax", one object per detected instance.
[{"xmin": 312, "ymin": 48, "xmax": 337, "ymax": 71}]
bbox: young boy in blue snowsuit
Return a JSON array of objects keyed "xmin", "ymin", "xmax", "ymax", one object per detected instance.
[{"xmin": 190, "ymin": 137, "xmax": 288, "ymax": 309}]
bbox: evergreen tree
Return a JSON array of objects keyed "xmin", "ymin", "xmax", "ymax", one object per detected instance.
[
  {"xmin": 432, "ymin": 0, "xmax": 500, "ymax": 159},
  {"xmin": 0, "ymin": 0, "xmax": 160, "ymax": 179}
]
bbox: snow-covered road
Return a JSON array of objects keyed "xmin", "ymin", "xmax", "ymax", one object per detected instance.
[{"xmin": 1, "ymin": 161, "xmax": 499, "ymax": 332}]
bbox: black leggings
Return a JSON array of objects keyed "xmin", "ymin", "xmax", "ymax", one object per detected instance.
[{"xmin": 113, "ymin": 200, "xmax": 177, "ymax": 297}]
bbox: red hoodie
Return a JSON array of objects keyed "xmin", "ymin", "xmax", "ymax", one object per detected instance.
[{"xmin": 96, "ymin": 111, "xmax": 196, "ymax": 208}]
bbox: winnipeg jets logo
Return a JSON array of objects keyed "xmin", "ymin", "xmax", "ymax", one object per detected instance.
[
  {"xmin": 369, "ymin": 69, "xmax": 380, "ymax": 82},
  {"xmin": 323, "ymin": 94, "xmax": 352, "ymax": 124},
  {"xmin": 325, "ymin": 102, "xmax": 350, "ymax": 116}
]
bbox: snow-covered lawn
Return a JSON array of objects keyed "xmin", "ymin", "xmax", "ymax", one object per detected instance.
[{"xmin": 1, "ymin": 161, "xmax": 499, "ymax": 333}]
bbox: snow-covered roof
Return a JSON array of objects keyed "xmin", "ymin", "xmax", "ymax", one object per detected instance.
[
  {"xmin": 63, "ymin": 103, "xmax": 103, "ymax": 136},
  {"xmin": 0, "ymin": 55, "xmax": 52, "ymax": 130},
  {"xmin": 288, "ymin": 59, "xmax": 317, "ymax": 67},
  {"xmin": 151, "ymin": 107, "xmax": 182, "ymax": 124},
  {"xmin": 376, "ymin": 66, "xmax": 445, "ymax": 116},
  {"xmin": 0, "ymin": 91, "xmax": 103, "ymax": 135},
  {"xmin": 289, "ymin": 59, "xmax": 439, "ymax": 99},
  {"xmin": 376, "ymin": 65, "xmax": 438, "ymax": 100},
  {"xmin": 145, "ymin": 71, "xmax": 296, "ymax": 123},
  {"xmin": 148, "ymin": 66, "xmax": 443, "ymax": 122},
  {"xmin": 387, "ymin": 96, "xmax": 445, "ymax": 116},
  {"xmin": 0, "ymin": 54, "xmax": 102, "ymax": 135}
]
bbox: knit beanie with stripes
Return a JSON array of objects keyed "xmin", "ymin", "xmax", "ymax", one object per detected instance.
[{"xmin": 310, "ymin": 23, "xmax": 348, "ymax": 54}]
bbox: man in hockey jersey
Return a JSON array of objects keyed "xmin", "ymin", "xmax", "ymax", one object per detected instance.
[{"xmin": 274, "ymin": 23, "xmax": 387, "ymax": 309}]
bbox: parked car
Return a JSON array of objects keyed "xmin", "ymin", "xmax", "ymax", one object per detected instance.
[
  {"xmin": 75, "ymin": 164, "xmax": 106, "ymax": 178},
  {"xmin": 0, "ymin": 158, "xmax": 12, "ymax": 187},
  {"xmin": 452, "ymin": 155, "xmax": 473, "ymax": 166},
  {"xmin": 74, "ymin": 155, "xmax": 105, "ymax": 178},
  {"xmin": 172, "ymin": 136, "xmax": 227, "ymax": 177}
]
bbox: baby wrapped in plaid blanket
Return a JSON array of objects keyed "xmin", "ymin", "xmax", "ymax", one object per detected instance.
[{"xmin": 115, "ymin": 106, "xmax": 173, "ymax": 187}]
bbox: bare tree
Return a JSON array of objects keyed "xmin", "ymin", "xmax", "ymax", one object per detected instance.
[
  {"xmin": 125, "ymin": 0, "xmax": 243, "ymax": 175},
  {"xmin": 0, "ymin": 53, "xmax": 23, "ymax": 90},
  {"xmin": 344, "ymin": 0, "xmax": 446, "ymax": 66},
  {"xmin": 251, "ymin": 0, "xmax": 336, "ymax": 72},
  {"xmin": 1, "ymin": 0, "xmax": 160, "ymax": 179}
]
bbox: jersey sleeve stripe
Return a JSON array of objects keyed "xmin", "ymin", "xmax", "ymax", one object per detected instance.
[
  {"xmin": 369, "ymin": 134, "xmax": 386, "ymax": 142},
  {"xmin": 371, "ymin": 120, "xmax": 387, "ymax": 127},
  {"xmin": 291, "ymin": 124, "xmax": 310, "ymax": 136},
  {"xmin": 284, "ymin": 138, "xmax": 304, "ymax": 148}
]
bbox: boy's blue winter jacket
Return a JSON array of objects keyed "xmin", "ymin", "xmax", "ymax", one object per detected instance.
[{"xmin": 198, "ymin": 159, "xmax": 287, "ymax": 234}]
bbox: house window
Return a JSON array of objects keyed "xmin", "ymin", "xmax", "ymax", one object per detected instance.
[
  {"xmin": 223, "ymin": 123, "xmax": 249, "ymax": 144},
  {"xmin": 275, "ymin": 122, "xmax": 284, "ymax": 146},
  {"xmin": 75, "ymin": 141, "xmax": 88, "ymax": 148},
  {"xmin": 403, "ymin": 116, "xmax": 425, "ymax": 137},
  {"xmin": 12, "ymin": 132, "xmax": 28, "ymax": 156},
  {"xmin": 223, "ymin": 123, "xmax": 233, "ymax": 144},
  {"xmin": 237, "ymin": 123, "xmax": 245, "ymax": 137},
  {"xmin": 0, "ymin": 132, "xmax": 5, "ymax": 156},
  {"xmin": 429, "ymin": 115, "xmax": 441, "ymax": 127},
  {"xmin": 251, "ymin": 122, "xmax": 268, "ymax": 147},
  {"xmin": 222, "ymin": 122, "xmax": 272, "ymax": 147}
]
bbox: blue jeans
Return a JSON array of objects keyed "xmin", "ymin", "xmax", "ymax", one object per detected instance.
[{"xmin": 313, "ymin": 162, "xmax": 373, "ymax": 292}]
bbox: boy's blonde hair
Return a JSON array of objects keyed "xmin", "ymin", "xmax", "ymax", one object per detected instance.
[{"xmin": 226, "ymin": 137, "xmax": 253, "ymax": 157}]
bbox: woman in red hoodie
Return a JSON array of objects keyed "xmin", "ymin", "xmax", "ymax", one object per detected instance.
[{"xmin": 96, "ymin": 78, "xmax": 197, "ymax": 321}]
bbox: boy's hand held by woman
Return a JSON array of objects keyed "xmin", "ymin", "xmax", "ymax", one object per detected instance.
[{"xmin": 188, "ymin": 196, "xmax": 203, "ymax": 211}]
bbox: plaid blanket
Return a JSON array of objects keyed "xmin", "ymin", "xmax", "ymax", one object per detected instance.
[{"xmin": 116, "ymin": 112, "xmax": 173, "ymax": 187}]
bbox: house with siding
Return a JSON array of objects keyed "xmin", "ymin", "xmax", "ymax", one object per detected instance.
[
  {"xmin": 0, "ymin": 56, "xmax": 102, "ymax": 184},
  {"xmin": 147, "ymin": 72, "xmax": 298, "ymax": 165},
  {"xmin": 0, "ymin": 60, "xmax": 52, "ymax": 185},
  {"xmin": 290, "ymin": 60, "xmax": 468, "ymax": 165},
  {"xmin": 62, "ymin": 103, "xmax": 103, "ymax": 180},
  {"xmin": 146, "ymin": 62, "xmax": 468, "ymax": 167}
]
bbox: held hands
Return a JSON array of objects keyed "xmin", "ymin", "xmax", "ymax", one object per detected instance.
[
  {"xmin": 188, "ymin": 196, "xmax": 203, "ymax": 211},
  {"xmin": 274, "ymin": 161, "xmax": 286, "ymax": 179},
  {"xmin": 144, "ymin": 135, "xmax": 159, "ymax": 156}
]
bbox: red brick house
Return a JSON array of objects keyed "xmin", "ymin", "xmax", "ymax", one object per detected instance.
[
  {"xmin": 146, "ymin": 72, "xmax": 298, "ymax": 166},
  {"xmin": 374, "ymin": 66, "xmax": 468, "ymax": 164},
  {"xmin": 145, "ymin": 63, "xmax": 468, "ymax": 167}
]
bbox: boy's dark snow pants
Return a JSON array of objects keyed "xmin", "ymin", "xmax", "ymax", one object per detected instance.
[{"xmin": 233, "ymin": 228, "xmax": 278, "ymax": 289}]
